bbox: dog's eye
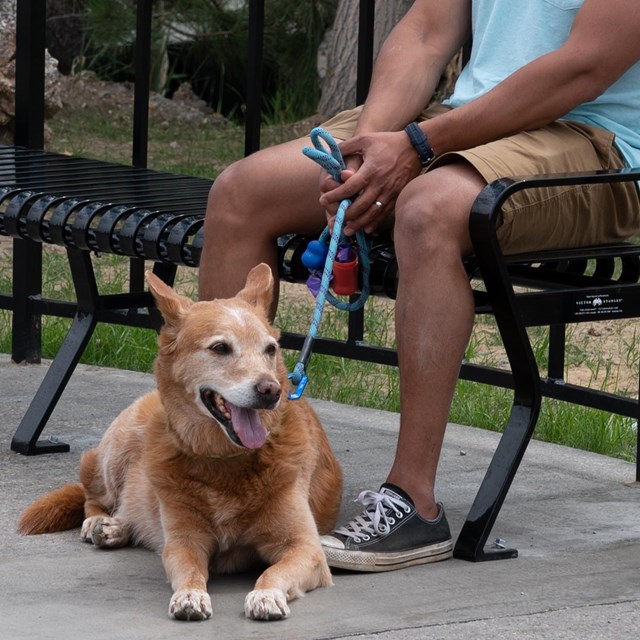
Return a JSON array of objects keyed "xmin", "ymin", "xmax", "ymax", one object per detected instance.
[
  {"xmin": 265, "ymin": 343, "xmax": 277, "ymax": 356},
  {"xmin": 209, "ymin": 342, "xmax": 230, "ymax": 355}
]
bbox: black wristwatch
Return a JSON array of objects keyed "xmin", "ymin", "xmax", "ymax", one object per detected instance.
[{"xmin": 404, "ymin": 122, "xmax": 436, "ymax": 167}]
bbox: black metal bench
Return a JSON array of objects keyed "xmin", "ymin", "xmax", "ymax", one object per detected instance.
[
  {"xmin": 0, "ymin": 144, "xmax": 212, "ymax": 455},
  {"xmin": 2, "ymin": 0, "xmax": 638, "ymax": 563}
]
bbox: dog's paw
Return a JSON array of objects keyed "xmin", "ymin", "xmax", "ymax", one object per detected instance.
[
  {"xmin": 169, "ymin": 589, "xmax": 212, "ymax": 621},
  {"xmin": 80, "ymin": 516, "xmax": 128, "ymax": 548},
  {"xmin": 244, "ymin": 588, "xmax": 290, "ymax": 621}
]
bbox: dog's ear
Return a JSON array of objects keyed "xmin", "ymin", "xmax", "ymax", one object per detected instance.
[
  {"xmin": 236, "ymin": 263, "xmax": 274, "ymax": 314},
  {"xmin": 146, "ymin": 271, "xmax": 193, "ymax": 327}
]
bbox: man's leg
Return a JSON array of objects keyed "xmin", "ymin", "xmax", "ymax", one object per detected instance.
[
  {"xmin": 387, "ymin": 163, "xmax": 486, "ymax": 519},
  {"xmin": 321, "ymin": 162, "xmax": 486, "ymax": 571},
  {"xmin": 198, "ymin": 137, "xmax": 328, "ymax": 314}
]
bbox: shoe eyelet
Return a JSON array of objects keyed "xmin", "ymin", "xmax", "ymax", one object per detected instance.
[
  {"xmin": 361, "ymin": 535, "xmax": 370, "ymax": 541},
  {"xmin": 404, "ymin": 506, "xmax": 411, "ymax": 513},
  {"xmin": 353, "ymin": 537, "xmax": 362, "ymax": 543},
  {"xmin": 388, "ymin": 518, "xmax": 395, "ymax": 525}
]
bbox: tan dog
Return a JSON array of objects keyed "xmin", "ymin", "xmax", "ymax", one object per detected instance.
[{"xmin": 19, "ymin": 264, "xmax": 342, "ymax": 621}]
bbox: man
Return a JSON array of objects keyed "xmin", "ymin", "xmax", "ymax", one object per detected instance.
[{"xmin": 198, "ymin": 0, "xmax": 640, "ymax": 572}]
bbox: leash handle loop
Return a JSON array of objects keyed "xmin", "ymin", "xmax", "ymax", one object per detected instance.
[
  {"xmin": 288, "ymin": 128, "xmax": 371, "ymax": 399},
  {"xmin": 302, "ymin": 127, "xmax": 346, "ymax": 182}
]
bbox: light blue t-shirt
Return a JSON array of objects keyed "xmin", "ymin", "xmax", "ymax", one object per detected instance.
[{"xmin": 444, "ymin": 0, "xmax": 640, "ymax": 168}]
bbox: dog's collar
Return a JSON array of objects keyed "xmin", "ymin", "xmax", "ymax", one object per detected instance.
[{"xmin": 207, "ymin": 451, "xmax": 250, "ymax": 460}]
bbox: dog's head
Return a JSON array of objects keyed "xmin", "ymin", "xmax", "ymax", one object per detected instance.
[{"xmin": 146, "ymin": 264, "xmax": 285, "ymax": 453}]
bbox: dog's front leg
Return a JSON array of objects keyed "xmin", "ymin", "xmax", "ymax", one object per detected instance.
[
  {"xmin": 162, "ymin": 526, "xmax": 214, "ymax": 621},
  {"xmin": 245, "ymin": 502, "xmax": 332, "ymax": 620}
]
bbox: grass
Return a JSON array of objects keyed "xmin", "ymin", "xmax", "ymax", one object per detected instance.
[
  {"xmin": 1, "ymin": 89, "xmax": 636, "ymax": 464},
  {"xmin": 46, "ymin": 76, "xmax": 326, "ymax": 179},
  {"xmin": 0, "ymin": 245, "xmax": 635, "ymax": 463}
]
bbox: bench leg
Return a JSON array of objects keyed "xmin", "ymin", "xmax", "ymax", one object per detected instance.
[
  {"xmin": 9, "ymin": 249, "xmax": 168, "ymax": 454},
  {"xmin": 11, "ymin": 248, "xmax": 99, "ymax": 455},
  {"xmin": 10, "ymin": 310, "xmax": 96, "ymax": 454},
  {"xmin": 458, "ymin": 190, "xmax": 542, "ymax": 560},
  {"xmin": 454, "ymin": 267, "xmax": 541, "ymax": 560},
  {"xmin": 453, "ymin": 401, "xmax": 539, "ymax": 561},
  {"xmin": 454, "ymin": 288, "xmax": 542, "ymax": 560},
  {"xmin": 454, "ymin": 328, "xmax": 541, "ymax": 561},
  {"xmin": 11, "ymin": 239, "xmax": 43, "ymax": 364}
]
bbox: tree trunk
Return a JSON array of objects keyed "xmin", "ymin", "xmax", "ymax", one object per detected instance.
[
  {"xmin": 317, "ymin": 0, "xmax": 412, "ymax": 117},
  {"xmin": 0, "ymin": 0, "xmax": 63, "ymax": 140},
  {"xmin": 0, "ymin": 0, "xmax": 16, "ymax": 17}
]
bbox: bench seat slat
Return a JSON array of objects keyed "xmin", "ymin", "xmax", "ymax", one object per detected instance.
[{"xmin": 0, "ymin": 146, "xmax": 212, "ymax": 265}]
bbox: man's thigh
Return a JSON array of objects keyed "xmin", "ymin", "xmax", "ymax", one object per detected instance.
[
  {"xmin": 323, "ymin": 104, "xmax": 640, "ymax": 254},
  {"xmin": 424, "ymin": 106, "xmax": 640, "ymax": 254}
]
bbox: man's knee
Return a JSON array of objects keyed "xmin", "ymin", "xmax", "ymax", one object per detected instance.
[
  {"xmin": 203, "ymin": 158, "xmax": 258, "ymax": 236},
  {"xmin": 394, "ymin": 164, "xmax": 485, "ymax": 254},
  {"xmin": 207, "ymin": 159, "xmax": 246, "ymax": 210}
]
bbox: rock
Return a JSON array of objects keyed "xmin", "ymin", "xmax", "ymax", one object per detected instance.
[{"xmin": 0, "ymin": 6, "xmax": 63, "ymax": 138}]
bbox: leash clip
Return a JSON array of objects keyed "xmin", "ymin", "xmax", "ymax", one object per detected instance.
[{"xmin": 287, "ymin": 372, "xmax": 308, "ymax": 400}]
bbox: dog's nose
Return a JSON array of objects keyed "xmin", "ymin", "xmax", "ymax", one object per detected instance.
[{"xmin": 256, "ymin": 379, "xmax": 281, "ymax": 403}]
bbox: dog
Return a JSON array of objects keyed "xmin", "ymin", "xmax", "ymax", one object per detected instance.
[{"xmin": 19, "ymin": 264, "xmax": 343, "ymax": 621}]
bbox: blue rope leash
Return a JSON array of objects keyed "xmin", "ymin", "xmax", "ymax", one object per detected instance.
[{"xmin": 288, "ymin": 128, "xmax": 371, "ymax": 400}]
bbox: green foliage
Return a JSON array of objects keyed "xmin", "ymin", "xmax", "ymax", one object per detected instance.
[
  {"xmin": 81, "ymin": 0, "xmax": 137, "ymax": 79},
  {"xmin": 76, "ymin": 0, "xmax": 338, "ymax": 122},
  {"xmin": 262, "ymin": 0, "xmax": 338, "ymax": 121},
  {"xmin": 84, "ymin": 0, "xmax": 133, "ymax": 49}
]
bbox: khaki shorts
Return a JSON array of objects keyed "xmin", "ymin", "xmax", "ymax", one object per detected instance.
[{"xmin": 321, "ymin": 104, "xmax": 640, "ymax": 254}]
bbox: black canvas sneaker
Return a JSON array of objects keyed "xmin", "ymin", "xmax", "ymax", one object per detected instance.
[{"xmin": 320, "ymin": 483, "xmax": 453, "ymax": 572}]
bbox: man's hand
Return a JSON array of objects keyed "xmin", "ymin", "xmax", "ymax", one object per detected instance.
[{"xmin": 319, "ymin": 130, "xmax": 422, "ymax": 236}]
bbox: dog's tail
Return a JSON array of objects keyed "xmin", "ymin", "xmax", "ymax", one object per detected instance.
[{"xmin": 18, "ymin": 483, "xmax": 86, "ymax": 535}]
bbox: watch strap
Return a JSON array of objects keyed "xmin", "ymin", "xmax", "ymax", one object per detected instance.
[{"xmin": 404, "ymin": 122, "xmax": 436, "ymax": 167}]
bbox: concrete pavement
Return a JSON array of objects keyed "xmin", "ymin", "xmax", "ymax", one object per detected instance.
[{"xmin": 0, "ymin": 354, "xmax": 638, "ymax": 639}]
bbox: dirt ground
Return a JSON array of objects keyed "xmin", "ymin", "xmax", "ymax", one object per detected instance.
[
  {"xmin": 53, "ymin": 71, "xmax": 324, "ymax": 142},
  {"xmin": 56, "ymin": 72, "xmax": 222, "ymax": 126}
]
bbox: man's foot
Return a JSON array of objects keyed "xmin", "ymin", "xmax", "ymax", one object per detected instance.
[{"xmin": 320, "ymin": 483, "xmax": 453, "ymax": 572}]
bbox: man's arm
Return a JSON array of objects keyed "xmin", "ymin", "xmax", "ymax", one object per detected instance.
[
  {"xmin": 318, "ymin": 0, "xmax": 470, "ymax": 230},
  {"xmin": 323, "ymin": 0, "xmax": 640, "ymax": 234},
  {"xmin": 354, "ymin": 0, "xmax": 471, "ymax": 135},
  {"xmin": 424, "ymin": 0, "xmax": 640, "ymax": 156}
]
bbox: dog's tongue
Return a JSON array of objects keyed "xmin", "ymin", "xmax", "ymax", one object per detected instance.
[{"xmin": 229, "ymin": 404, "xmax": 268, "ymax": 449}]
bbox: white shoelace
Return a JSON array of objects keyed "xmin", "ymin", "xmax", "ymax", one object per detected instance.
[{"xmin": 333, "ymin": 489, "xmax": 413, "ymax": 542}]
